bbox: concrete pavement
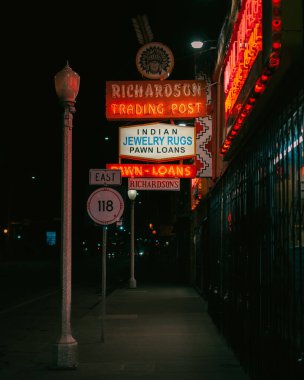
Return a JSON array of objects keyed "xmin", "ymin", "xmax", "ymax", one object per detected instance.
[{"xmin": 0, "ymin": 284, "xmax": 250, "ymax": 380}]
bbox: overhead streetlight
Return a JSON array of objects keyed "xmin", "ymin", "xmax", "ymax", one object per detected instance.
[
  {"xmin": 53, "ymin": 62, "xmax": 80, "ymax": 369},
  {"xmin": 191, "ymin": 41, "xmax": 204, "ymax": 49},
  {"xmin": 128, "ymin": 190, "xmax": 137, "ymax": 289},
  {"xmin": 190, "ymin": 39, "xmax": 218, "ymax": 49},
  {"xmin": 190, "ymin": 40, "xmax": 218, "ymax": 78}
]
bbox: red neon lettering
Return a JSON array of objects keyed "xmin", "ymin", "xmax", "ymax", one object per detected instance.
[
  {"xmin": 224, "ymin": 0, "xmax": 262, "ymax": 118},
  {"xmin": 106, "ymin": 164, "xmax": 196, "ymax": 178},
  {"xmin": 158, "ymin": 166, "xmax": 167, "ymax": 176}
]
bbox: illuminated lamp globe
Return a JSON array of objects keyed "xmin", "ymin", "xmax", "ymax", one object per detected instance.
[
  {"xmin": 55, "ymin": 62, "xmax": 80, "ymax": 103},
  {"xmin": 191, "ymin": 41, "xmax": 204, "ymax": 49},
  {"xmin": 128, "ymin": 190, "xmax": 137, "ymax": 201}
]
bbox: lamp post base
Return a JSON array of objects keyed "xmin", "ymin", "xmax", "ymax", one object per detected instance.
[
  {"xmin": 129, "ymin": 278, "xmax": 137, "ymax": 289},
  {"xmin": 52, "ymin": 340, "xmax": 78, "ymax": 369}
]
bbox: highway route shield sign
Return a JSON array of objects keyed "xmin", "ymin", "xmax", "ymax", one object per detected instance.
[{"xmin": 87, "ymin": 187, "xmax": 124, "ymax": 225}]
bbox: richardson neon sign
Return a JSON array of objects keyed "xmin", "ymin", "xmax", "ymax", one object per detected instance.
[
  {"xmin": 105, "ymin": 80, "xmax": 207, "ymax": 120},
  {"xmin": 106, "ymin": 163, "xmax": 197, "ymax": 178},
  {"xmin": 221, "ymin": 0, "xmax": 282, "ymax": 155}
]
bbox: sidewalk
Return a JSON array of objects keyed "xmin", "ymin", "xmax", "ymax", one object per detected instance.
[{"xmin": 0, "ymin": 284, "xmax": 250, "ymax": 380}]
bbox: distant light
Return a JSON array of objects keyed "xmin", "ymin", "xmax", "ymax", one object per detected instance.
[
  {"xmin": 46, "ymin": 231, "xmax": 56, "ymax": 246},
  {"xmin": 104, "ymin": 136, "xmax": 109, "ymax": 141},
  {"xmin": 31, "ymin": 176, "xmax": 36, "ymax": 180},
  {"xmin": 3, "ymin": 228, "xmax": 8, "ymax": 234},
  {"xmin": 17, "ymin": 235, "xmax": 22, "ymax": 239},
  {"xmin": 139, "ymin": 251, "xmax": 144, "ymax": 256},
  {"xmin": 191, "ymin": 41, "xmax": 204, "ymax": 49}
]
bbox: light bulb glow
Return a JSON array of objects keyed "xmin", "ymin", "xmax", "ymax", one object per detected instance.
[{"xmin": 191, "ymin": 41, "xmax": 204, "ymax": 49}]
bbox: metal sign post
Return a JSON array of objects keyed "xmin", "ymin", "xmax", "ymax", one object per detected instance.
[
  {"xmin": 101, "ymin": 226, "xmax": 107, "ymax": 342},
  {"xmin": 87, "ymin": 186, "xmax": 124, "ymax": 342}
]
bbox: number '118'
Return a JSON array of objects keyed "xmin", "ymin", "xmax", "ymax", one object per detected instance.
[{"xmin": 98, "ymin": 200, "xmax": 113, "ymax": 212}]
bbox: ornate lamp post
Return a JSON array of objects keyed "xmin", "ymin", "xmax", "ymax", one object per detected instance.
[
  {"xmin": 128, "ymin": 190, "xmax": 137, "ymax": 289},
  {"xmin": 53, "ymin": 62, "xmax": 80, "ymax": 369}
]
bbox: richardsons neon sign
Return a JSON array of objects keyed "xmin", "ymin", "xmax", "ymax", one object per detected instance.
[
  {"xmin": 221, "ymin": 0, "xmax": 282, "ymax": 155},
  {"xmin": 106, "ymin": 163, "xmax": 197, "ymax": 178},
  {"xmin": 105, "ymin": 80, "xmax": 207, "ymax": 120}
]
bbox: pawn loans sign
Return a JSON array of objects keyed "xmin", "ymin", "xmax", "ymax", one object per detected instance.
[{"xmin": 87, "ymin": 188, "xmax": 124, "ymax": 225}]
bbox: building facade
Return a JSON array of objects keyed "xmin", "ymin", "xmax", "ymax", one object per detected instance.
[{"xmin": 192, "ymin": 1, "xmax": 304, "ymax": 378}]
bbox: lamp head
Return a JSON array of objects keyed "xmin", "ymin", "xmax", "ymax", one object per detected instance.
[
  {"xmin": 191, "ymin": 39, "xmax": 218, "ymax": 50},
  {"xmin": 128, "ymin": 190, "xmax": 137, "ymax": 201},
  {"xmin": 191, "ymin": 41, "xmax": 204, "ymax": 49},
  {"xmin": 55, "ymin": 62, "xmax": 80, "ymax": 103}
]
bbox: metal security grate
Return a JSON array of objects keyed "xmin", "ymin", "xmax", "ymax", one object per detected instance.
[{"xmin": 207, "ymin": 88, "xmax": 304, "ymax": 379}]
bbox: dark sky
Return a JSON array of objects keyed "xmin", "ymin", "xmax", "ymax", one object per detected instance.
[{"xmin": 2, "ymin": 0, "xmax": 230, "ymax": 230}]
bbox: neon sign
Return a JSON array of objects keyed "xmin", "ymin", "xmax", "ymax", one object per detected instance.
[
  {"xmin": 224, "ymin": 0, "xmax": 263, "ymax": 121},
  {"xmin": 221, "ymin": 0, "xmax": 282, "ymax": 155},
  {"xmin": 191, "ymin": 178, "xmax": 203, "ymax": 210},
  {"xmin": 105, "ymin": 80, "xmax": 207, "ymax": 120},
  {"xmin": 106, "ymin": 163, "xmax": 197, "ymax": 178},
  {"xmin": 191, "ymin": 178, "xmax": 209, "ymax": 210}
]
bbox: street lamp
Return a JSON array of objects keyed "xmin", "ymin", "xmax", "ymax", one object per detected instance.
[
  {"xmin": 128, "ymin": 190, "xmax": 137, "ymax": 289},
  {"xmin": 191, "ymin": 40, "xmax": 217, "ymax": 78},
  {"xmin": 190, "ymin": 39, "xmax": 217, "ymax": 49},
  {"xmin": 53, "ymin": 62, "xmax": 80, "ymax": 369}
]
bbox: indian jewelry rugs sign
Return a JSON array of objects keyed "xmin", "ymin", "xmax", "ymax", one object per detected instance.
[{"xmin": 119, "ymin": 122, "xmax": 195, "ymax": 161}]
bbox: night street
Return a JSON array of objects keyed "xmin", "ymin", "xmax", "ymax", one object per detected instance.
[{"xmin": 1, "ymin": 0, "xmax": 303, "ymax": 378}]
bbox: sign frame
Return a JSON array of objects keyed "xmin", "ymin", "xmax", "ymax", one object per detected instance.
[
  {"xmin": 135, "ymin": 42, "xmax": 174, "ymax": 80},
  {"xmin": 105, "ymin": 79, "xmax": 207, "ymax": 121},
  {"xmin": 106, "ymin": 163, "xmax": 197, "ymax": 178},
  {"xmin": 128, "ymin": 178, "xmax": 180, "ymax": 191},
  {"xmin": 119, "ymin": 122, "xmax": 195, "ymax": 162},
  {"xmin": 87, "ymin": 187, "xmax": 124, "ymax": 225},
  {"xmin": 89, "ymin": 169, "xmax": 122, "ymax": 186}
]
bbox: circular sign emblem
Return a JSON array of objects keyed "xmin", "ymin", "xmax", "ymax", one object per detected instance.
[
  {"xmin": 87, "ymin": 188, "xmax": 124, "ymax": 225},
  {"xmin": 136, "ymin": 42, "xmax": 174, "ymax": 80}
]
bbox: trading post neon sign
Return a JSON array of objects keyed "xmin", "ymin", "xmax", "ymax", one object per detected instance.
[
  {"xmin": 105, "ymin": 80, "xmax": 207, "ymax": 120},
  {"xmin": 106, "ymin": 163, "xmax": 197, "ymax": 178}
]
